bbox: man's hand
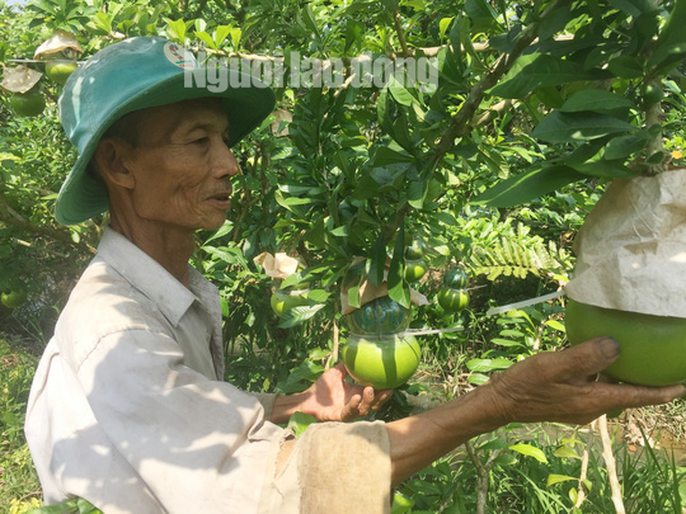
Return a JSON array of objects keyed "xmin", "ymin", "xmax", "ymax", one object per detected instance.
[
  {"xmin": 270, "ymin": 363, "xmax": 392, "ymax": 424},
  {"xmin": 488, "ymin": 337, "xmax": 686, "ymax": 425},
  {"xmin": 386, "ymin": 337, "xmax": 685, "ymax": 485}
]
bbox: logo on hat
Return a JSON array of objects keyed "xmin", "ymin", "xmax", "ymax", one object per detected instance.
[{"xmin": 163, "ymin": 42, "xmax": 198, "ymax": 69}]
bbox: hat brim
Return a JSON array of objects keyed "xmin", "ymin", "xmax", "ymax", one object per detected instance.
[{"xmin": 55, "ymin": 70, "xmax": 275, "ymax": 225}]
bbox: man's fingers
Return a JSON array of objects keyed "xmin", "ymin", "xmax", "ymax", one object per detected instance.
[
  {"xmin": 554, "ymin": 337, "xmax": 621, "ymax": 379},
  {"xmin": 597, "ymin": 381, "xmax": 686, "ymax": 410}
]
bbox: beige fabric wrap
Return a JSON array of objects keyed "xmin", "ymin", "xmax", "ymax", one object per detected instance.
[
  {"xmin": 258, "ymin": 421, "xmax": 391, "ymax": 514},
  {"xmin": 565, "ymin": 168, "xmax": 686, "ymax": 318}
]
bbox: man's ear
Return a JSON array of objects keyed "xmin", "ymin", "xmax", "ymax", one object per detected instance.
[{"xmin": 93, "ymin": 138, "xmax": 135, "ymax": 190}]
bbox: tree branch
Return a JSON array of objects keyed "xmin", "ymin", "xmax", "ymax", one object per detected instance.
[
  {"xmin": 429, "ymin": 0, "xmax": 572, "ymax": 169},
  {"xmin": 0, "ymin": 191, "xmax": 96, "ymax": 254}
]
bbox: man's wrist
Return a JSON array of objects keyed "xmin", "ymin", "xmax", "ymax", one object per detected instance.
[{"xmin": 270, "ymin": 390, "xmax": 314, "ymax": 424}]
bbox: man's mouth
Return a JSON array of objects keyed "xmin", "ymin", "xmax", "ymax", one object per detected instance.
[{"xmin": 207, "ymin": 190, "xmax": 232, "ymax": 208}]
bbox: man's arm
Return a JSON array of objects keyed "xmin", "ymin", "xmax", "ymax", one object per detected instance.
[{"xmin": 385, "ymin": 338, "xmax": 685, "ymax": 485}]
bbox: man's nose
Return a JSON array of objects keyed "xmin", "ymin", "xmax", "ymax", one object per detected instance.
[{"xmin": 212, "ymin": 139, "xmax": 241, "ymax": 178}]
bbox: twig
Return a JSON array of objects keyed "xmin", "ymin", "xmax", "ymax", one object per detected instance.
[
  {"xmin": 465, "ymin": 440, "xmax": 489, "ymax": 514},
  {"xmin": 598, "ymin": 414, "xmax": 626, "ymax": 514},
  {"xmin": 0, "ymin": 190, "xmax": 96, "ymax": 254},
  {"xmin": 572, "ymin": 425, "xmax": 593, "ymax": 512},
  {"xmin": 331, "ymin": 316, "xmax": 340, "ymax": 368},
  {"xmin": 393, "ymin": 11, "xmax": 411, "ymax": 58}
]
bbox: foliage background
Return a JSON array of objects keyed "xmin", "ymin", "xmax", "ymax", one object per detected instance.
[{"xmin": 1, "ymin": 0, "xmax": 686, "ymax": 512}]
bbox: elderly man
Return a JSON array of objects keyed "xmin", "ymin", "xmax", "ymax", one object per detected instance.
[{"xmin": 25, "ymin": 37, "xmax": 685, "ymax": 514}]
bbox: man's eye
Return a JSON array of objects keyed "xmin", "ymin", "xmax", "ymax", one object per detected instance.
[{"xmin": 193, "ymin": 137, "xmax": 209, "ymax": 145}]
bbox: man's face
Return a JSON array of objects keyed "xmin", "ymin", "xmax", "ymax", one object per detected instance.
[{"xmin": 122, "ymin": 98, "xmax": 240, "ymax": 232}]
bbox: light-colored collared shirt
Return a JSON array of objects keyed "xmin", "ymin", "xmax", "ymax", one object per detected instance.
[{"xmin": 25, "ymin": 228, "xmax": 285, "ymax": 513}]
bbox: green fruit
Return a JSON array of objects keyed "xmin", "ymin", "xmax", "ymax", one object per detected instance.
[
  {"xmin": 404, "ymin": 259, "xmax": 427, "ymax": 283},
  {"xmin": 565, "ymin": 299, "xmax": 686, "ymax": 386},
  {"xmin": 347, "ymin": 296, "xmax": 412, "ymax": 335},
  {"xmin": 8, "ymin": 92, "xmax": 45, "ymax": 117},
  {"xmin": 270, "ymin": 289, "xmax": 308, "ymax": 317},
  {"xmin": 1, "ymin": 290, "xmax": 27, "ymax": 308},
  {"xmin": 405, "ymin": 239, "xmax": 424, "ymax": 260},
  {"xmin": 342, "ymin": 334, "xmax": 421, "ymax": 389},
  {"xmin": 443, "ymin": 267, "xmax": 469, "ymax": 289},
  {"xmin": 437, "ymin": 288, "xmax": 469, "ymax": 313},
  {"xmin": 45, "ymin": 61, "xmax": 78, "ymax": 84}
]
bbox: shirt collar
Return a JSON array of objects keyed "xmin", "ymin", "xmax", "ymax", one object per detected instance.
[{"xmin": 96, "ymin": 227, "xmax": 216, "ymax": 327}]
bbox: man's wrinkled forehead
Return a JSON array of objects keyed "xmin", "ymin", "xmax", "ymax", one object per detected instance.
[{"xmin": 135, "ymin": 97, "xmax": 229, "ymax": 142}]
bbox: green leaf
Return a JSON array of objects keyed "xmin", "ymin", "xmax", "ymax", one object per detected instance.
[
  {"xmin": 568, "ymin": 158, "xmax": 634, "ymax": 178},
  {"xmin": 407, "ymin": 177, "xmax": 430, "ymax": 209},
  {"xmin": 76, "ymin": 498, "xmax": 103, "ymax": 514},
  {"xmin": 603, "ymin": 131, "xmax": 651, "ymax": 160},
  {"xmin": 347, "ymin": 283, "xmax": 361, "ymax": 309},
  {"xmin": 195, "ymin": 31, "xmax": 217, "ymax": 51},
  {"xmin": 301, "ymin": 4, "xmax": 320, "ymax": 38},
  {"xmin": 439, "ymin": 17, "xmax": 454, "ymax": 39},
  {"xmin": 278, "ymin": 304, "xmax": 326, "ymax": 328},
  {"xmin": 287, "ymin": 412, "xmax": 317, "ymax": 436},
  {"xmin": 229, "ymin": 27, "xmax": 242, "ymax": 49},
  {"xmin": 490, "ymin": 54, "xmax": 609, "ymax": 99},
  {"xmin": 491, "ymin": 337, "xmax": 526, "ymax": 348},
  {"xmin": 371, "ymin": 147, "xmax": 414, "ymax": 167},
  {"xmin": 649, "ymin": 0, "xmax": 686, "ymax": 69},
  {"xmin": 554, "ymin": 445, "xmax": 581, "ymax": 459},
  {"xmin": 470, "ymin": 165, "xmax": 585, "ymax": 208},
  {"xmin": 214, "ymin": 25, "xmax": 232, "ymax": 48},
  {"xmin": 559, "ymin": 89, "xmax": 635, "ymax": 114},
  {"xmin": 466, "ymin": 357, "xmax": 513, "ymax": 372},
  {"xmin": 509, "ymin": 443, "xmax": 548, "ymax": 464},
  {"xmin": 532, "ymin": 111, "xmax": 637, "ymax": 143},
  {"xmin": 545, "ymin": 319, "xmax": 565, "ymax": 332},
  {"xmin": 387, "ymin": 75, "xmax": 417, "ymax": 107},
  {"xmin": 546, "ymin": 473, "xmax": 578, "ymax": 487},
  {"xmin": 307, "ymin": 289, "xmax": 331, "ymax": 303},
  {"xmin": 465, "ymin": 0, "xmax": 498, "ymax": 32},
  {"xmin": 388, "ymin": 226, "xmax": 411, "ymax": 308},
  {"xmin": 607, "ymin": 55, "xmax": 644, "ymax": 78},
  {"xmin": 165, "ymin": 18, "xmax": 187, "ymax": 42},
  {"xmin": 467, "ymin": 372, "xmax": 490, "ymax": 385},
  {"xmin": 391, "ymin": 491, "xmax": 415, "ymax": 514},
  {"xmin": 202, "ymin": 220, "xmax": 234, "ymax": 244},
  {"xmin": 368, "ymin": 232, "xmax": 388, "ymax": 286}
]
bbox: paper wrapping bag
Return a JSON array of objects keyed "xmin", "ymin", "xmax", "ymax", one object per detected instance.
[{"xmin": 565, "ymin": 168, "xmax": 686, "ymax": 319}]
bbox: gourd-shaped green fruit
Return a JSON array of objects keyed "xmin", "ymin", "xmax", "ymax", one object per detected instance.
[
  {"xmin": 347, "ymin": 296, "xmax": 412, "ymax": 335},
  {"xmin": 342, "ymin": 334, "xmax": 421, "ymax": 389},
  {"xmin": 565, "ymin": 299, "xmax": 686, "ymax": 386}
]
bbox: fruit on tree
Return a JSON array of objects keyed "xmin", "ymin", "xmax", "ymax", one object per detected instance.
[
  {"xmin": 404, "ymin": 259, "xmax": 427, "ymax": 283},
  {"xmin": 45, "ymin": 61, "xmax": 78, "ymax": 84},
  {"xmin": 565, "ymin": 299, "xmax": 686, "ymax": 386},
  {"xmin": 8, "ymin": 91, "xmax": 45, "ymax": 117},
  {"xmin": 437, "ymin": 288, "xmax": 469, "ymax": 313},
  {"xmin": 443, "ymin": 266, "xmax": 469, "ymax": 289},
  {"xmin": 346, "ymin": 295, "xmax": 412, "ymax": 335},
  {"xmin": 270, "ymin": 289, "xmax": 308, "ymax": 317},
  {"xmin": 1, "ymin": 290, "xmax": 27, "ymax": 308},
  {"xmin": 405, "ymin": 239, "xmax": 424, "ymax": 261},
  {"xmin": 342, "ymin": 334, "xmax": 421, "ymax": 389}
]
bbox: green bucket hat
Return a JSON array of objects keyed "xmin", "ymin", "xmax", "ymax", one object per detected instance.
[{"xmin": 56, "ymin": 36, "xmax": 276, "ymax": 225}]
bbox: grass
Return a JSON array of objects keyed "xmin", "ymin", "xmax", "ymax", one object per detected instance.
[{"xmin": 0, "ymin": 336, "xmax": 42, "ymax": 513}]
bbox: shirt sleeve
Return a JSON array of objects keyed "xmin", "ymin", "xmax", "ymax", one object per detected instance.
[
  {"xmin": 75, "ymin": 328, "xmax": 285, "ymax": 512},
  {"xmin": 249, "ymin": 392, "xmax": 280, "ymax": 421}
]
